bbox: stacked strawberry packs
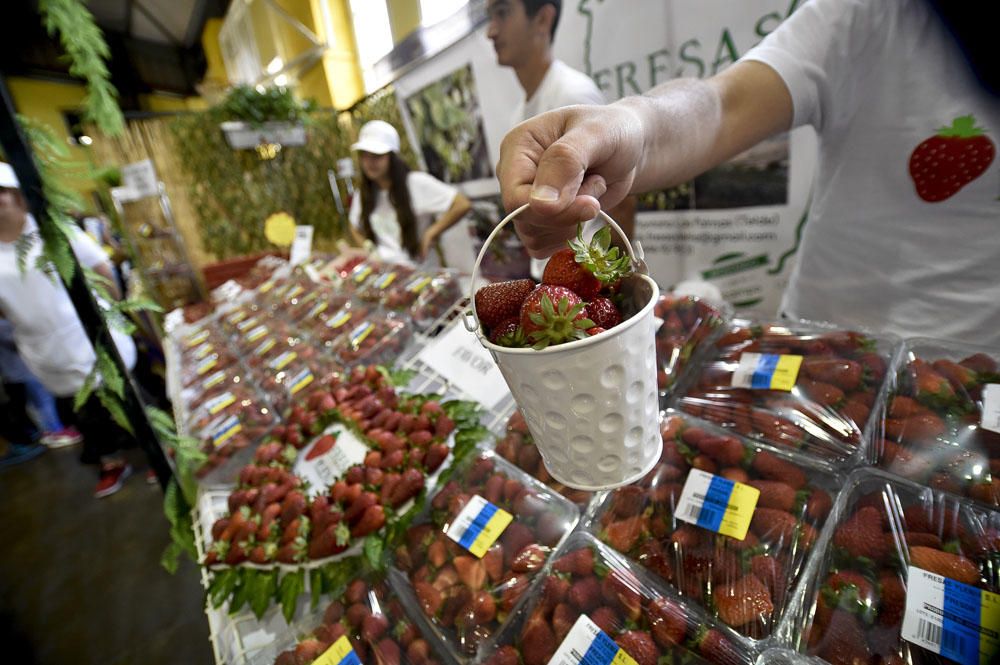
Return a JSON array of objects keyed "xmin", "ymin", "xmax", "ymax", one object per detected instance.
[{"xmin": 474, "ymin": 227, "xmax": 632, "ymax": 349}]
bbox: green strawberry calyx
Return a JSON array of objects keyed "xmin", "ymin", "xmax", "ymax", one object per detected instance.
[
  {"xmin": 569, "ymin": 224, "xmax": 632, "ymax": 286},
  {"xmin": 937, "ymin": 115, "xmax": 988, "ymax": 138},
  {"xmin": 528, "ymin": 294, "xmax": 595, "ymax": 350}
]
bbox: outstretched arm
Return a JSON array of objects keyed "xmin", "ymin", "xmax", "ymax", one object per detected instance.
[{"xmin": 497, "ymin": 61, "xmax": 793, "ymax": 257}]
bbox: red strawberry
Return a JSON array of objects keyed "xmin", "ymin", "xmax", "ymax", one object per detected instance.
[
  {"xmin": 746, "ymin": 481, "xmax": 797, "ymax": 512},
  {"xmin": 475, "ymin": 279, "xmax": 535, "ymax": 330},
  {"xmin": 489, "ymin": 317, "xmax": 526, "ymax": 347},
  {"xmin": 350, "ymin": 504, "xmax": 386, "ymax": 537},
  {"xmin": 932, "ymin": 359, "xmax": 979, "ymax": 391},
  {"xmin": 908, "ymin": 545, "xmax": 981, "ymax": 584},
  {"xmin": 485, "ymin": 645, "xmax": 519, "ymax": 665},
  {"xmin": 590, "ymin": 605, "xmax": 621, "ymax": 635},
  {"xmin": 567, "ymin": 576, "xmax": 602, "ymax": 611},
  {"xmin": 520, "ymin": 612, "xmax": 556, "ymax": 665},
  {"xmin": 586, "ymin": 326, "xmax": 606, "ymax": 336},
  {"xmin": 750, "ymin": 451, "xmax": 807, "ymax": 489},
  {"xmin": 911, "ymin": 359, "xmax": 957, "ymax": 404},
  {"xmin": 553, "ymin": 547, "xmax": 595, "ymax": 576},
  {"xmin": 519, "ymin": 284, "xmax": 594, "ymax": 348},
  {"xmin": 542, "ymin": 248, "xmax": 602, "ymax": 300},
  {"xmin": 813, "ymin": 610, "xmax": 871, "ymax": 665},
  {"xmin": 648, "ymin": 597, "xmax": 687, "ymax": 648},
  {"xmin": 414, "ymin": 581, "xmax": 443, "ymax": 617},
  {"xmin": 587, "ymin": 297, "xmax": 622, "ymax": 329},
  {"xmin": 878, "ymin": 571, "xmax": 906, "ymax": 627},
  {"xmin": 801, "ymin": 357, "xmax": 863, "ymax": 391},
  {"xmin": 714, "ymin": 574, "xmax": 774, "ymax": 628},
  {"xmin": 453, "ymin": 556, "xmax": 487, "ymax": 590},
  {"xmin": 544, "ymin": 225, "xmax": 631, "ymax": 296},
  {"xmin": 833, "ymin": 506, "xmax": 889, "ymax": 561},
  {"xmin": 511, "ymin": 543, "xmax": 549, "ymax": 573},
  {"xmin": 749, "ymin": 508, "xmax": 804, "ymax": 548},
  {"xmin": 694, "ymin": 628, "xmax": 745, "ymax": 665},
  {"xmin": 615, "ymin": 631, "xmax": 660, "ymax": 665},
  {"xmin": 552, "ymin": 602, "xmax": 580, "ymax": 643},
  {"xmin": 601, "ymin": 569, "xmax": 643, "ymax": 621},
  {"xmin": 690, "ymin": 434, "xmax": 745, "ymax": 466},
  {"xmin": 603, "ymin": 515, "xmax": 645, "ymax": 553},
  {"xmin": 960, "ymin": 352, "xmax": 998, "ymax": 374},
  {"xmin": 305, "ymin": 434, "xmax": 336, "ymax": 461},
  {"xmin": 909, "ymin": 115, "xmax": 996, "ymax": 202}
]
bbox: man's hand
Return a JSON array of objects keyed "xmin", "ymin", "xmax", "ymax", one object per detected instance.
[{"xmin": 497, "ymin": 103, "xmax": 646, "ymax": 258}]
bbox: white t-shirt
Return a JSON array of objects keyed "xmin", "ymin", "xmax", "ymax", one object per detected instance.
[
  {"xmin": 349, "ymin": 170, "xmax": 474, "ymax": 273},
  {"xmin": 0, "ymin": 215, "xmax": 136, "ymax": 397},
  {"xmin": 742, "ymin": 0, "xmax": 1000, "ymax": 346},
  {"xmin": 512, "ymin": 60, "xmax": 607, "ymax": 280}
]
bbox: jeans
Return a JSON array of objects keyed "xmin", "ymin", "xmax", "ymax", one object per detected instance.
[{"xmin": 24, "ymin": 375, "xmax": 63, "ymax": 433}]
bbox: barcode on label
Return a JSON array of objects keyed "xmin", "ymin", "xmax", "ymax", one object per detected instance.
[{"xmin": 918, "ymin": 618, "xmax": 943, "ymax": 646}]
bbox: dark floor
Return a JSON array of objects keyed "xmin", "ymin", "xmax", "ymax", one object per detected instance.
[{"xmin": 0, "ymin": 443, "xmax": 214, "ymax": 665}]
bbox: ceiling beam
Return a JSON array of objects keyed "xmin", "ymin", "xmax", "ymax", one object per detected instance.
[{"xmin": 133, "ymin": 0, "xmax": 182, "ymax": 47}]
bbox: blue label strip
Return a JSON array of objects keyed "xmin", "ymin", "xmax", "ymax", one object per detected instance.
[
  {"xmin": 458, "ymin": 502, "xmax": 498, "ymax": 550},
  {"xmin": 942, "ymin": 578, "xmax": 981, "ymax": 665},
  {"xmin": 581, "ymin": 628, "xmax": 620, "ymax": 665},
  {"xmin": 697, "ymin": 475, "xmax": 735, "ymax": 532},
  {"xmin": 751, "ymin": 354, "xmax": 779, "ymax": 388},
  {"xmin": 339, "ymin": 651, "xmax": 361, "ymax": 665}
]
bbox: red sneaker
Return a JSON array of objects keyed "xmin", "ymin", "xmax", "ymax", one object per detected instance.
[{"xmin": 95, "ymin": 462, "xmax": 133, "ymax": 498}]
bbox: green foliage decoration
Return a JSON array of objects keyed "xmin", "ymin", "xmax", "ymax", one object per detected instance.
[
  {"xmin": 38, "ymin": 0, "xmax": 124, "ymax": 136},
  {"xmin": 218, "ymin": 85, "xmax": 317, "ymax": 126},
  {"xmin": 169, "ymin": 108, "xmax": 352, "ymax": 259}
]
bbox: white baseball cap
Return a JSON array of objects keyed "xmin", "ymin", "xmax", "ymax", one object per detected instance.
[
  {"xmin": 351, "ymin": 120, "xmax": 400, "ymax": 155},
  {"xmin": 0, "ymin": 162, "xmax": 20, "ymax": 189}
]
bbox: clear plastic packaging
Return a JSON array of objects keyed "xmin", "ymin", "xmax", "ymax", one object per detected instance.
[
  {"xmin": 654, "ymin": 294, "xmax": 730, "ymax": 397},
  {"xmin": 193, "ymin": 391, "xmax": 278, "ymax": 480},
  {"xmin": 287, "ymin": 289, "xmax": 350, "ymax": 327},
  {"xmin": 385, "ymin": 270, "xmax": 463, "ymax": 328},
  {"xmin": 675, "ymin": 317, "xmax": 899, "ymax": 468},
  {"xmin": 868, "ymin": 337, "xmax": 1000, "ymax": 508},
  {"xmin": 485, "ymin": 531, "xmax": 754, "ymax": 665},
  {"xmin": 587, "ymin": 409, "xmax": 842, "ymax": 642},
  {"xmin": 337, "ymin": 259, "xmax": 389, "ymax": 295},
  {"xmin": 299, "ymin": 300, "xmax": 375, "ymax": 349},
  {"xmin": 333, "ymin": 311, "xmax": 412, "ymax": 369},
  {"xmin": 271, "ymin": 576, "xmax": 448, "ymax": 665},
  {"xmin": 390, "ymin": 450, "xmax": 580, "ymax": 661},
  {"xmin": 492, "ymin": 409, "xmax": 594, "ymax": 505},
  {"xmin": 355, "ymin": 264, "xmax": 417, "ymax": 304},
  {"xmin": 775, "ymin": 468, "xmax": 1000, "ymax": 665}
]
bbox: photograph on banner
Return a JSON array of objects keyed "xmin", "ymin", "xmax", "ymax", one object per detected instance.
[
  {"xmin": 404, "ymin": 63, "xmax": 493, "ymax": 184},
  {"xmin": 466, "ymin": 195, "xmax": 531, "ymax": 280},
  {"xmin": 637, "ymin": 134, "xmax": 790, "ymax": 212}
]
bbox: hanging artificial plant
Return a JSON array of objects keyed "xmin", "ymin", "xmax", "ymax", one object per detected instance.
[
  {"xmin": 38, "ymin": 0, "xmax": 124, "ymax": 136},
  {"xmin": 217, "ymin": 85, "xmax": 317, "ymax": 126},
  {"xmin": 24, "ymin": 0, "xmax": 197, "ymax": 571}
]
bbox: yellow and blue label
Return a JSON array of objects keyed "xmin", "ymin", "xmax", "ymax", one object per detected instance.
[
  {"xmin": 290, "ymin": 368, "xmax": 314, "ymax": 395},
  {"xmin": 269, "ymin": 350, "xmax": 297, "ymax": 371},
  {"xmin": 202, "ymin": 370, "xmax": 227, "ymax": 390},
  {"xmin": 349, "ymin": 321, "xmax": 375, "ymax": 349},
  {"xmin": 446, "ymin": 495, "xmax": 513, "ymax": 558},
  {"xmin": 733, "ymin": 352, "xmax": 803, "ymax": 391},
  {"xmin": 903, "ymin": 566, "xmax": 1000, "ymax": 665},
  {"xmin": 373, "ymin": 272, "xmax": 397, "ymax": 289},
  {"xmin": 312, "ymin": 636, "xmax": 361, "ymax": 665},
  {"xmin": 676, "ymin": 469, "xmax": 759, "ymax": 541},
  {"xmin": 245, "ymin": 324, "xmax": 268, "ymax": 343},
  {"xmin": 406, "ymin": 275, "xmax": 433, "ymax": 293},
  {"xmin": 548, "ymin": 614, "xmax": 639, "ymax": 665},
  {"xmin": 326, "ymin": 309, "xmax": 352, "ymax": 329},
  {"xmin": 254, "ymin": 338, "xmax": 277, "ymax": 356},
  {"xmin": 206, "ymin": 392, "xmax": 235, "ymax": 415},
  {"xmin": 196, "ymin": 355, "xmax": 218, "ymax": 376},
  {"xmin": 352, "ymin": 263, "xmax": 373, "ymax": 283},
  {"xmin": 212, "ymin": 415, "xmax": 242, "ymax": 447},
  {"xmin": 185, "ymin": 329, "xmax": 210, "ymax": 347},
  {"xmin": 307, "ymin": 301, "xmax": 328, "ymax": 319}
]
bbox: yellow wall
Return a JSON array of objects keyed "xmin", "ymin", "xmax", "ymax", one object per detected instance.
[
  {"xmin": 387, "ymin": 0, "xmax": 421, "ymax": 44},
  {"xmin": 311, "ymin": 0, "xmax": 365, "ymax": 109},
  {"xmin": 141, "ymin": 93, "xmax": 207, "ymax": 112},
  {"xmin": 6, "ymin": 77, "xmax": 98, "ymax": 203}
]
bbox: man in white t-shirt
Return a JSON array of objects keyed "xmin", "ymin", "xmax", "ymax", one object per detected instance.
[
  {"xmin": 0, "ymin": 162, "xmax": 137, "ymax": 496},
  {"xmin": 487, "ymin": 0, "xmax": 635, "ymax": 279},
  {"xmin": 496, "ymin": 0, "xmax": 1000, "ymax": 347}
]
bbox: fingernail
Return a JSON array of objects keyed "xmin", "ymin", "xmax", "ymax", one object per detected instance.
[{"xmin": 530, "ymin": 185, "xmax": 559, "ymax": 201}]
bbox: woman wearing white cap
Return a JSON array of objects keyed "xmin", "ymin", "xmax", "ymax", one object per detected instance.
[{"xmin": 348, "ymin": 120, "xmax": 473, "ymax": 270}]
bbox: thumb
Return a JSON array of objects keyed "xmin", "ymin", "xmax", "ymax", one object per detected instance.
[{"xmin": 527, "ymin": 138, "xmax": 590, "ymax": 215}]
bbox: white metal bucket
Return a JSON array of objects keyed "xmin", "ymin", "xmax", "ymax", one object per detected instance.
[{"xmin": 464, "ymin": 204, "xmax": 661, "ymax": 490}]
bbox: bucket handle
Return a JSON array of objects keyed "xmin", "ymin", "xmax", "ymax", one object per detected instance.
[{"xmin": 464, "ymin": 203, "xmax": 647, "ymax": 333}]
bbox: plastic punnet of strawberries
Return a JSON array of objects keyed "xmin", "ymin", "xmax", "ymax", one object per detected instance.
[
  {"xmin": 872, "ymin": 340, "xmax": 1000, "ymax": 508},
  {"xmin": 474, "ymin": 226, "xmax": 633, "ymax": 349},
  {"xmin": 653, "ymin": 294, "xmax": 728, "ymax": 395},
  {"xmin": 392, "ymin": 452, "xmax": 578, "ymax": 659},
  {"xmin": 493, "ymin": 410, "xmax": 592, "ymax": 505},
  {"xmin": 274, "ymin": 577, "xmax": 445, "ymax": 665},
  {"xmin": 777, "ymin": 469, "xmax": 1000, "ymax": 665},
  {"xmin": 592, "ymin": 411, "xmax": 839, "ymax": 641},
  {"xmin": 484, "ymin": 532, "xmax": 752, "ymax": 665},
  {"xmin": 678, "ymin": 319, "xmax": 895, "ymax": 467}
]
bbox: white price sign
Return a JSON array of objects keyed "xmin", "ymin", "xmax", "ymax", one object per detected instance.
[
  {"xmin": 121, "ymin": 159, "xmax": 159, "ymax": 199},
  {"xmin": 982, "ymin": 384, "xmax": 1000, "ymax": 434},
  {"xmin": 293, "ymin": 426, "xmax": 370, "ymax": 493},
  {"xmin": 415, "ymin": 321, "xmax": 510, "ymax": 408},
  {"xmin": 289, "ymin": 225, "xmax": 314, "ymax": 266}
]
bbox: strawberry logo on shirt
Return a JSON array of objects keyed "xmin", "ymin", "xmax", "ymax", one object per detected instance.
[{"xmin": 908, "ymin": 115, "xmax": 995, "ymax": 202}]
